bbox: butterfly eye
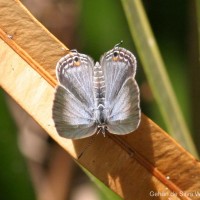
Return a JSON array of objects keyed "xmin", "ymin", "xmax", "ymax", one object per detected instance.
[
  {"xmin": 113, "ymin": 51, "xmax": 118, "ymax": 57},
  {"xmin": 74, "ymin": 56, "xmax": 79, "ymax": 62}
]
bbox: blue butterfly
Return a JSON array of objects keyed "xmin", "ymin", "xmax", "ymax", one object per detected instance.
[{"xmin": 52, "ymin": 45, "xmax": 141, "ymax": 139}]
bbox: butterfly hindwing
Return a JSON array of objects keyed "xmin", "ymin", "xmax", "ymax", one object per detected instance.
[
  {"xmin": 100, "ymin": 47, "xmax": 141, "ymax": 134},
  {"xmin": 56, "ymin": 52, "xmax": 95, "ymax": 109},
  {"xmin": 52, "ymin": 52, "xmax": 97, "ymax": 139}
]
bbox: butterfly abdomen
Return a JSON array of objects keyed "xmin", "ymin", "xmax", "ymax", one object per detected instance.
[{"xmin": 93, "ymin": 62, "xmax": 107, "ymax": 126}]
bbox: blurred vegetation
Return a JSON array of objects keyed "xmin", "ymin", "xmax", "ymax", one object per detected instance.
[
  {"xmin": 0, "ymin": 91, "xmax": 35, "ymax": 199},
  {"xmin": 0, "ymin": 0, "xmax": 199, "ymax": 199}
]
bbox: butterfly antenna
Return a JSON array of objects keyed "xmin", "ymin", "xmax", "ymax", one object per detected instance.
[
  {"xmin": 78, "ymin": 133, "xmax": 99, "ymax": 159},
  {"xmin": 114, "ymin": 40, "xmax": 123, "ymax": 48}
]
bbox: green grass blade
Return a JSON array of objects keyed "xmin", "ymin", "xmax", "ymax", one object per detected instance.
[
  {"xmin": 79, "ymin": 165, "xmax": 123, "ymax": 200},
  {"xmin": 196, "ymin": 0, "xmax": 200, "ymax": 56},
  {"xmin": 121, "ymin": 0, "xmax": 198, "ymax": 157}
]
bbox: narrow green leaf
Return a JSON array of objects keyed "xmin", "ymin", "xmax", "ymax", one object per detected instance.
[
  {"xmin": 121, "ymin": 0, "xmax": 198, "ymax": 157},
  {"xmin": 80, "ymin": 165, "xmax": 123, "ymax": 200},
  {"xmin": 196, "ymin": 0, "xmax": 200, "ymax": 56}
]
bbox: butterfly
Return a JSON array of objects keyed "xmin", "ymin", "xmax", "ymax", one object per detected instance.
[{"xmin": 52, "ymin": 44, "xmax": 141, "ymax": 139}]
